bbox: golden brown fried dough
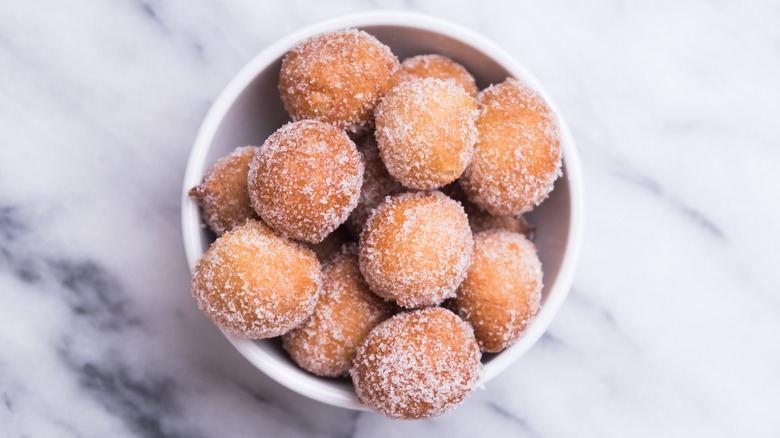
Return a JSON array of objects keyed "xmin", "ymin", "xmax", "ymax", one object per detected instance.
[
  {"xmin": 189, "ymin": 146, "xmax": 260, "ymax": 236},
  {"xmin": 191, "ymin": 220, "xmax": 321, "ymax": 338},
  {"xmin": 279, "ymin": 29, "xmax": 399, "ymax": 134},
  {"xmin": 452, "ymin": 230, "xmax": 542, "ymax": 352},
  {"xmin": 359, "ymin": 191, "xmax": 473, "ymax": 308},
  {"xmin": 248, "ymin": 120, "xmax": 363, "ymax": 243},
  {"xmin": 351, "ymin": 307, "xmax": 481, "ymax": 419},
  {"xmin": 375, "ymin": 78, "xmax": 477, "ymax": 189},
  {"xmin": 460, "ymin": 77, "xmax": 561, "ymax": 215}
]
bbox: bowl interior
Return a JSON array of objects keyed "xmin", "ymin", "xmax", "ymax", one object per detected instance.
[{"xmin": 183, "ymin": 15, "xmax": 580, "ymax": 411}]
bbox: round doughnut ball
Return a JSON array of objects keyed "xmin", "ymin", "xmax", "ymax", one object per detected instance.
[
  {"xmin": 283, "ymin": 247, "xmax": 394, "ymax": 377},
  {"xmin": 345, "ymin": 133, "xmax": 405, "ymax": 236},
  {"xmin": 350, "ymin": 307, "xmax": 482, "ymax": 419},
  {"xmin": 248, "ymin": 120, "xmax": 364, "ymax": 243},
  {"xmin": 359, "ymin": 191, "xmax": 473, "ymax": 308},
  {"xmin": 188, "ymin": 146, "xmax": 260, "ymax": 236},
  {"xmin": 191, "ymin": 220, "xmax": 321, "ymax": 339},
  {"xmin": 375, "ymin": 77, "xmax": 478, "ymax": 189},
  {"xmin": 395, "ymin": 54, "xmax": 478, "ymax": 97},
  {"xmin": 452, "ymin": 230, "xmax": 542, "ymax": 352},
  {"xmin": 460, "ymin": 77, "xmax": 562, "ymax": 215},
  {"xmin": 279, "ymin": 29, "xmax": 399, "ymax": 134}
]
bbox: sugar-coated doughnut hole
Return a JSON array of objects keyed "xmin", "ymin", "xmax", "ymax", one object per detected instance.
[
  {"xmin": 189, "ymin": 146, "xmax": 260, "ymax": 236},
  {"xmin": 350, "ymin": 307, "xmax": 482, "ymax": 420},
  {"xmin": 248, "ymin": 120, "xmax": 363, "ymax": 243},
  {"xmin": 345, "ymin": 133, "xmax": 406, "ymax": 236},
  {"xmin": 359, "ymin": 191, "xmax": 473, "ymax": 308},
  {"xmin": 460, "ymin": 77, "xmax": 561, "ymax": 215},
  {"xmin": 283, "ymin": 247, "xmax": 395, "ymax": 377},
  {"xmin": 452, "ymin": 230, "xmax": 542, "ymax": 352},
  {"xmin": 395, "ymin": 54, "xmax": 478, "ymax": 97},
  {"xmin": 279, "ymin": 29, "xmax": 399, "ymax": 134},
  {"xmin": 375, "ymin": 78, "xmax": 478, "ymax": 189},
  {"xmin": 191, "ymin": 220, "xmax": 321, "ymax": 339}
]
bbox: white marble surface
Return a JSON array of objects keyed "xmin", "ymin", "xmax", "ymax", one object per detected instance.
[{"xmin": 1, "ymin": 1, "xmax": 779, "ymax": 437}]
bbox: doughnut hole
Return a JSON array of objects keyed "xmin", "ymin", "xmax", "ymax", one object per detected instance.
[
  {"xmin": 188, "ymin": 146, "xmax": 260, "ymax": 236},
  {"xmin": 359, "ymin": 191, "xmax": 473, "ymax": 308},
  {"xmin": 248, "ymin": 120, "xmax": 363, "ymax": 243},
  {"xmin": 279, "ymin": 29, "xmax": 399, "ymax": 134},
  {"xmin": 460, "ymin": 77, "xmax": 561, "ymax": 215},
  {"xmin": 452, "ymin": 230, "xmax": 542, "ymax": 352},
  {"xmin": 350, "ymin": 307, "xmax": 481, "ymax": 420},
  {"xmin": 191, "ymin": 220, "xmax": 321, "ymax": 339},
  {"xmin": 375, "ymin": 78, "xmax": 477, "ymax": 189}
]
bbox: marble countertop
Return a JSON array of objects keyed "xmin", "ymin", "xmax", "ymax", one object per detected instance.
[{"xmin": 1, "ymin": 1, "xmax": 778, "ymax": 437}]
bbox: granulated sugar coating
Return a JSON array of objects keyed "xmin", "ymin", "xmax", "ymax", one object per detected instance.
[
  {"xmin": 375, "ymin": 78, "xmax": 478, "ymax": 190},
  {"xmin": 282, "ymin": 248, "xmax": 394, "ymax": 377},
  {"xmin": 452, "ymin": 230, "xmax": 542, "ymax": 352},
  {"xmin": 191, "ymin": 220, "xmax": 321, "ymax": 339},
  {"xmin": 460, "ymin": 77, "xmax": 562, "ymax": 215},
  {"xmin": 350, "ymin": 307, "xmax": 482, "ymax": 420},
  {"xmin": 395, "ymin": 54, "xmax": 478, "ymax": 98},
  {"xmin": 443, "ymin": 182, "xmax": 535, "ymax": 239},
  {"xmin": 188, "ymin": 146, "xmax": 260, "ymax": 236},
  {"xmin": 345, "ymin": 133, "xmax": 406, "ymax": 236},
  {"xmin": 278, "ymin": 29, "xmax": 399, "ymax": 134},
  {"xmin": 248, "ymin": 120, "xmax": 363, "ymax": 243},
  {"xmin": 359, "ymin": 191, "xmax": 473, "ymax": 308}
]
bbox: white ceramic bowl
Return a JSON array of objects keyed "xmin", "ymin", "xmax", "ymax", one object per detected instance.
[{"xmin": 182, "ymin": 11, "xmax": 584, "ymax": 411}]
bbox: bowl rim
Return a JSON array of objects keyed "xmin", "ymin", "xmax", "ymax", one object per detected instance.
[{"xmin": 181, "ymin": 10, "xmax": 585, "ymax": 411}]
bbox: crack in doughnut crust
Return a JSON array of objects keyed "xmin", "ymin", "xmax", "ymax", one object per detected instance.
[
  {"xmin": 248, "ymin": 120, "xmax": 364, "ymax": 244},
  {"xmin": 350, "ymin": 307, "xmax": 482, "ymax": 420},
  {"xmin": 460, "ymin": 77, "xmax": 562, "ymax": 215},
  {"xmin": 358, "ymin": 191, "xmax": 473, "ymax": 309},
  {"xmin": 191, "ymin": 220, "xmax": 321, "ymax": 339},
  {"xmin": 279, "ymin": 29, "xmax": 399, "ymax": 134}
]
